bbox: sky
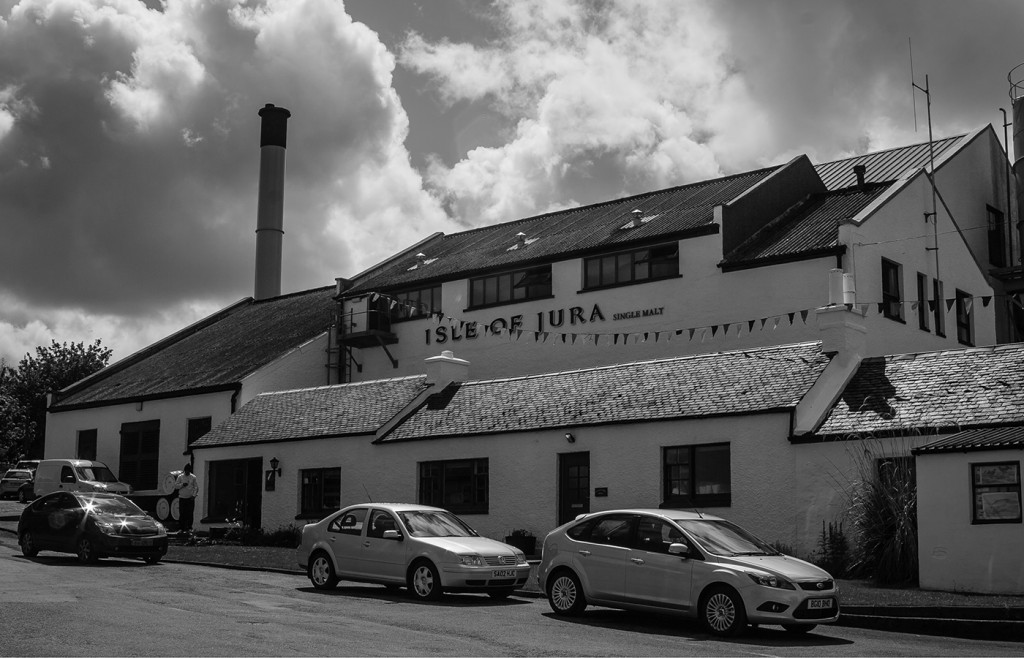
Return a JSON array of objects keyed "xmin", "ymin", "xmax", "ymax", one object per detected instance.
[{"xmin": 1, "ymin": 0, "xmax": 1023, "ymax": 366}]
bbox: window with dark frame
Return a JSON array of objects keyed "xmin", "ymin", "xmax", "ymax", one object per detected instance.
[
  {"xmin": 933, "ymin": 279, "xmax": 945, "ymax": 337},
  {"xmin": 988, "ymin": 205, "xmax": 1007, "ymax": 268},
  {"xmin": 390, "ymin": 285, "xmax": 442, "ymax": 322},
  {"xmin": 418, "ymin": 458, "xmax": 488, "ymax": 514},
  {"xmin": 583, "ymin": 242, "xmax": 679, "ymax": 290},
  {"xmin": 469, "ymin": 266, "xmax": 551, "ymax": 308},
  {"xmin": 119, "ymin": 420, "xmax": 160, "ymax": 491},
  {"xmin": 955, "ymin": 289, "xmax": 973, "ymax": 346},
  {"xmin": 662, "ymin": 443, "xmax": 731, "ymax": 508},
  {"xmin": 971, "ymin": 461, "xmax": 1021, "ymax": 524},
  {"xmin": 187, "ymin": 417, "xmax": 212, "ymax": 448},
  {"xmin": 916, "ymin": 273, "xmax": 929, "ymax": 331},
  {"xmin": 881, "ymin": 258, "xmax": 904, "ymax": 321},
  {"xmin": 300, "ymin": 467, "xmax": 341, "ymax": 518},
  {"xmin": 77, "ymin": 429, "xmax": 97, "ymax": 461}
]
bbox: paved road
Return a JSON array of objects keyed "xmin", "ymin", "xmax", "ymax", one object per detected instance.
[{"xmin": 1, "ymin": 533, "xmax": 1022, "ymax": 657}]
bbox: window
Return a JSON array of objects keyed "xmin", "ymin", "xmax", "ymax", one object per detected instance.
[
  {"xmin": 635, "ymin": 515, "xmax": 685, "ymax": 554},
  {"xmin": 988, "ymin": 205, "xmax": 1007, "ymax": 268},
  {"xmin": 328, "ymin": 507, "xmax": 367, "ymax": 535},
  {"xmin": 390, "ymin": 286, "xmax": 441, "ymax": 322},
  {"xmin": 662, "ymin": 443, "xmax": 731, "ymax": 508},
  {"xmin": 916, "ymin": 273, "xmax": 929, "ymax": 331},
  {"xmin": 469, "ymin": 266, "xmax": 551, "ymax": 308},
  {"xmin": 971, "ymin": 462, "xmax": 1021, "ymax": 524},
  {"xmin": 419, "ymin": 458, "xmax": 488, "ymax": 514},
  {"xmin": 881, "ymin": 258, "xmax": 904, "ymax": 321},
  {"xmin": 583, "ymin": 243, "xmax": 679, "ymax": 289},
  {"xmin": 367, "ymin": 509, "xmax": 399, "ymax": 538},
  {"xmin": 933, "ymin": 280, "xmax": 945, "ymax": 337},
  {"xmin": 119, "ymin": 420, "xmax": 159, "ymax": 491},
  {"xmin": 567, "ymin": 513, "xmax": 635, "ymax": 547},
  {"xmin": 187, "ymin": 417, "xmax": 212, "ymax": 448},
  {"xmin": 955, "ymin": 289, "xmax": 974, "ymax": 346},
  {"xmin": 77, "ymin": 429, "xmax": 97, "ymax": 461},
  {"xmin": 300, "ymin": 467, "xmax": 341, "ymax": 518}
]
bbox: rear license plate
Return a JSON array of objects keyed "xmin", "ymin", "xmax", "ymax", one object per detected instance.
[
  {"xmin": 130, "ymin": 538, "xmax": 151, "ymax": 547},
  {"xmin": 808, "ymin": 598, "xmax": 833, "ymax": 610},
  {"xmin": 492, "ymin": 569, "xmax": 517, "ymax": 578}
]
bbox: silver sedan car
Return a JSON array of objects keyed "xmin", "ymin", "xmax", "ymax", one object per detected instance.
[
  {"xmin": 296, "ymin": 503, "xmax": 531, "ymax": 600},
  {"xmin": 537, "ymin": 509, "xmax": 840, "ymax": 636}
]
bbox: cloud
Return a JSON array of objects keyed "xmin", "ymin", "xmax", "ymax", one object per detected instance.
[{"xmin": 0, "ymin": 0, "xmax": 455, "ymax": 363}]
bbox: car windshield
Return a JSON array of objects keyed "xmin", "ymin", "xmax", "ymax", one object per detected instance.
[
  {"xmin": 677, "ymin": 519, "xmax": 780, "ymax": 557},
  {"xmin": 4, "ymin": 471, "xmax": 31, "ymax": 480},
  {"xmin": 398, "ymin": 510, "xmax": 478, "ymax": 538},
  {"xmin": 82, "ymin": 496, "xmax": 144, "ymax": 516},
  {"xmin": 76, "ymin": 465, "xmax": 120, "ymax": 483}
]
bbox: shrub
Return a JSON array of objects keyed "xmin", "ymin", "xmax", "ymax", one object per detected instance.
[{"xmin": 813, "ymin": 520, "xmax": 849, "ymax": 578}]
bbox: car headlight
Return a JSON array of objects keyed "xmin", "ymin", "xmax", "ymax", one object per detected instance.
[
  {"xmin": 747, "ymin": 572, "xmax": 796, "ymax": 590},
  {"xmin": 514, "ymin": 551, "xmax": 527, "ymax": 564},
  {"xmin": 457, "ymin": 554, "xmax": 486, "ymax": 567},
  {"xmin": 154, "ymin": 524, "xmax": 167, "ymax": 537},
  {"xmin": 94, "ymin": 520, "xmax": 121, "ymax": 536}
]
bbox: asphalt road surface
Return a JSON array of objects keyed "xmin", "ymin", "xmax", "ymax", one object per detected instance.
[{"xmin": 0, "ymin": 532, "xmax": 1020, "ymax": 657}]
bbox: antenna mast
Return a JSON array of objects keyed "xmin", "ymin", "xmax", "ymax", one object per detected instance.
[{"xmin": 912, "ymin": 72, "xmax": 941, "ymax": 286}]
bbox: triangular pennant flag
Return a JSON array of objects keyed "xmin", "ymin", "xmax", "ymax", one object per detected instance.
[
  {"xmin": 654, "ymin": 331, "xmax": 661, "ymax": 343},
  {"xmin": 945, "ymin": 299, "xmax": 955, "ymax": 312},
  {"xmin": 982, "ymin": 296, "xmax": 992, "ymax": 307},
  {"xmin": 773, "ymin": 317, "xmax": 780, "ymax": 330},
  {"xmin": 370, "ymin": 293, "xmax": 379, "ymax": 302},
  {"xmin": 389, "ymin": 300, "xmax": 397, "ymax": 309},
  {"xmin": 711, "ymin": 325, "xmax": 719, "ymax": 337},
  {"xmin": 701, "ymin": 328, "xmax": 708, "ymax": 342},
  {"xmin": 748, "ymin": 320, "xmax": 756, "ymax": 332},
  {"xmin": 760, "ymin": 318, "xmax": 767, "ymax": 330},
  {"xmin": 858, "ymin": 304, "xmax": 869, "ymax": 315},
  {"xmin": 688, "ymin": 328, "xmax": 696, "ymax": 340},
  {"xmin": 571, "ymin": 334, "xmax": 578, "ymax": 345},
  {"xmin": 787, "ymin": 312, "xmax": 796, "ymax": 324},
  {"xmin": 876, "ymin": 302, "xmax": 885, "ymax": 314},
  {"xmin": 800, "ymin": 309, "xmax": 809, "ymax": 324},
  {"xmin": 675, "ymin": 329, "xmax": 684, "ymax": 336},
  {"xmin": 910, "ymin": 301, "xmax": 919, "ymax": 311},
  {"xmin": 964, "ymin": 298, "xmax": 974, "ymax": 314}
]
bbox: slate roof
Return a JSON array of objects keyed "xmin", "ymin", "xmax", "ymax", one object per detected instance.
[
  {"xmin": 378, "ymin": 342, "xmax": 831, "ymax": 442},
  {"xmin": 815, "ymin": 343, "xmax": 1024, "ymax": 439},
  {"xmin": 913, "ymin": 426, "xmax": 1024, "ymax": 455},
  {"xmin": 50, "ymin": 287, "xmax": 339, "ymax": 410},
  {"xmin": 191, "ymin": 376, "xmax": 430, "ymax": 448},
  {"xmin": 722, "ymin": 184, "xmax": 889, "ymax": 267},
  {"xmin": 346, "ymin": 168, "xmax": 777, "ymax": 293}
]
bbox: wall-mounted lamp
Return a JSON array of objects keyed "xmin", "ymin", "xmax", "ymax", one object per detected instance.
[
  {"xmin": 269, "ymin": 457, "xmax": 282, "ymax": 476},
  {"xmin": 564, "ymin": 432, "xmax": 576, "ymax": 443}
]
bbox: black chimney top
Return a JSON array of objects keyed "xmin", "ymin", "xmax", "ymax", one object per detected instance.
[
  {"xmin": 853, "ymin": 164, "xmax": 867, "ymax": 189},
  {"xmin": 258, "ymin": 104, "xmax": 291, "ymax": 149}
]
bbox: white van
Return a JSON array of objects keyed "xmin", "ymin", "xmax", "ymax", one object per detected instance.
[{"xmin": 33, "ymin": 459, "xmax": 132, "ymax": 497}]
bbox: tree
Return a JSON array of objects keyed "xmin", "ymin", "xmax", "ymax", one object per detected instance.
[{"xmin": 0, "ymin": 340, "xmax": 113, "ymax": 463}]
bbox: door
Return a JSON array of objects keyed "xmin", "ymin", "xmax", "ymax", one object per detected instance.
[
  {"xmin": 572, "ymin": 513, "xmax": 633, "ymax": 601},
  {"xmin": 625, "ymin": 515, "xmax": 693, "ymax": 610},
  {"xmin": 360, "ymin": 509, "xmax": 408, "ymax": 582},
  {"xmin": 326, "ymin": 507, "xmax": 369, "ymax": 577},
  {"xmin": 208, "ymin": 458, "xmax": 263, "ymax": 530},
  {"xmin": 558, "ymin": 452, "xmax": 590, "ymax": 526}
]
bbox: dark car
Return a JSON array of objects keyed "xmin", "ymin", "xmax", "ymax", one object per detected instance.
[
  {"xmin": 18, "ymin": 491, "xmax": 169, "ymax": 564},
  {"xmin": 0, "ymin": 469, "xmax": 35, "ymax": 502}
]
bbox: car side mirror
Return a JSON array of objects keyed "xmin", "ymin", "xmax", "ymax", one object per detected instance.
[
  {"xmin": 667, "ymin": 542, "xmax": 690, "ymax": 557},
  {"xmin": 382, "ymin": 529, "xmax": 402, "ymax": 541}
]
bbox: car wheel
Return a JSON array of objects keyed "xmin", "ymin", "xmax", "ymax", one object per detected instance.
[
  {"xmin": 547, "ymin": 569, "xmax": 587, "ymax": 616},
  {"xmin": 409, "ymin": 560, "xmax": 443, "ymax": 601},
  {"xmin": 17, "ymin": 488, "xmax": 30, "ymax": 503},
  {"xmin": 487, "ymin": 588, "xmax": 515, "ymax": 600},
  {"xmin": 20, "ymin": 531, "xmax": 39, "ymax": 557},
  {"xmin": 308, "ymin": 550, "xmax": 339, "ymax": 590},
  {"xmin": 76, "ymin": 537, "xmax": 99, "ymax": 564},
  {"xmin": 782, "ymin": 624, "xmax": 816, "ymax": 634},
  {"xmin": 143, "ymin": 555, "xmax": 162, "ymax": 565},
  {"xmin": 700, "ymin": 586, "xmax": 747, "ymax": 636}
]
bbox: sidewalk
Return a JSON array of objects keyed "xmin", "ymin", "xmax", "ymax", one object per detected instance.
[{"xmin": 2, "ymin": 505, "xmax": 1021, "ymax": 642}]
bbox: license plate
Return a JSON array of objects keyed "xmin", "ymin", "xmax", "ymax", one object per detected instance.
[
  {"xmin": 492, "ymin": 569, "xmax": 517, "ymax": 578},
  {"xmin": 130, "ymin": 538, "xmax": 151, "ymax": 546},
  {"xmin": 808, "ymin": 598, "xmax": 833, "ymax": 610}
]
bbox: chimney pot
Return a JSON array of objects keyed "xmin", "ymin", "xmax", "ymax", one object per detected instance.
[{"xmin": 853, "ymin": 164, "xmax": 867, "ymax": 189}]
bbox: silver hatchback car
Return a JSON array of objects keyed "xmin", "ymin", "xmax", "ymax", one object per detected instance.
[
  {"xmin": 296, "ymin": 503, "xmax": 531, "ymax": 600},
  {"xmin": 537, "ymin": 509, "xmax": 840, "ymax": 636}
]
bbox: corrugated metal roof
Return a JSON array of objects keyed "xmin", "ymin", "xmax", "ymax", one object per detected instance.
[
  {"xmin": 724, "ymin": 184, "xmax": 887, "ymax": 265},
  {"xmin": 346, "ymin": 168, "xmax": 776, "ymax": 294},
  {"xmin": 51, "ymin": 287, "xmax": 339, "ymax": 409},
  {"xmin": 913, "ymin": 426, "xmax": 1024, "ymax": 454},
  {"xmin": 814, "ymin": 135, "xmax": 965, "ymax": 190}
]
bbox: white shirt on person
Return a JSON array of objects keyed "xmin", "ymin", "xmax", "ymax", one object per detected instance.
[{"xmin": 175, "ymin": 472, "xmax": 198, "ymax": 499}]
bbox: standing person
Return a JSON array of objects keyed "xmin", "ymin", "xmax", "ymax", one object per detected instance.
[{"xmin": 174, "ymin": 463, "xmax": 198, "ymax": 537}]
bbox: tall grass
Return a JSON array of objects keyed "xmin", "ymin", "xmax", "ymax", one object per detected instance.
[{"xmin": 842, "ymin": 439, "xmax": 919, "ymax": 586}]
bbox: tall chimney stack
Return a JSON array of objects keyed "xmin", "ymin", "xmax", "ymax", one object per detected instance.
[{"xmin": 254, "ymin": 103, "xmax": 291, "ymax": 301}]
